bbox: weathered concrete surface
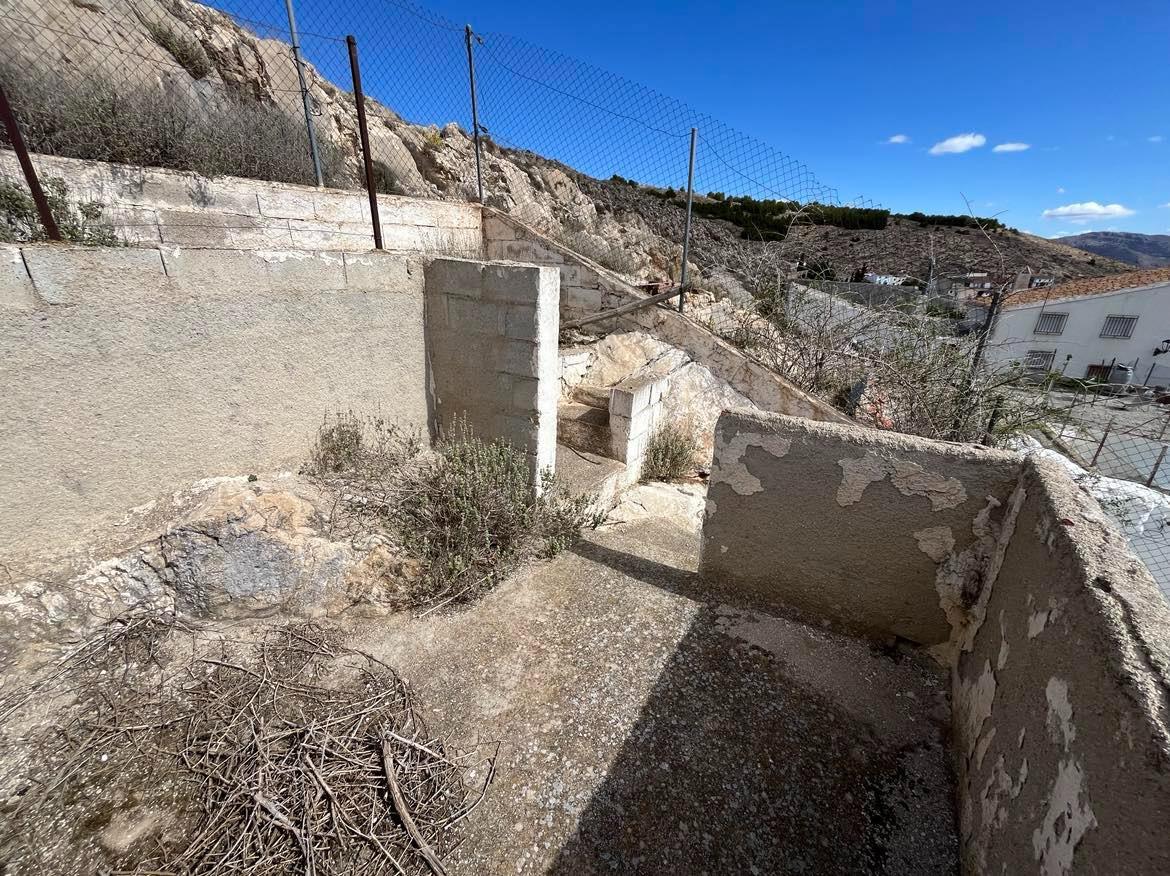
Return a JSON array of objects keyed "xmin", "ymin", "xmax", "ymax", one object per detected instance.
[
  {"xmin": 954, "ymin": 456, "xmax": 1170, "ymax": 874},
  {"xmin": 483, "ymin": 210, "xmax": 851, "ymax": 426},
  {"xmin": 0, "ymin": 150, "xmax": 483, "ymax": 257},
  {"xmin": 354, "ymin": 515, "xmax": 958, "ymax": 874},
  {"xmin": 425, "ymin": 258, "xmax": 559, "ymax": 478},
  {"xmin": 699, "ymin": 410, "xmax": 1021, "ymax": 645},
  {"xmin": 0, "ymin": 244, "xmax": 428, "ymax": 567}
]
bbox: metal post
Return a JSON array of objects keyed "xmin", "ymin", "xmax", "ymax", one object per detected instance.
[
  {"xmin": 347, "ymin": 36, "xmax": 382, "ymax": 250},
  {"xmin": 464, "ymin": 25, "xmax": 484, "ymax": 203},
  {"xmin": 982, "ymin": 395, "xmax": 1003, "ymax": 446},
  {"xmin": 1147, "ymin": 445, "xmax": 1167, "ymax": 488},
  {"xmin": 283, "ymin": 0, "xmax": 324, "ymax": 187},
  {"xmin": 968, "ymin": 285, "xmax": 1003, "ymax": 385},
  {"xmin": 677, "ymin": 127, "xmax": 697, "ymax": 313},
  {"xmin": 1090, "ymin": 419, "xmax": 1113, "ymax": 468},
  {"xmin": 0, "ymin": 81, "xmax": 61, "ymax": 241},
  {"xmin": 1146, "ymin": 361, "xmax": 1157, "ymax": 386}
]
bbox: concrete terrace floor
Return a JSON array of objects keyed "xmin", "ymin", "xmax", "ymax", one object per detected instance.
[{"xmin": 353, "ymin": 504, "xmax": 959, "ymax": 875}]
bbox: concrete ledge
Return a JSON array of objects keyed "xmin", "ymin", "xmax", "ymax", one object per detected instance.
[
  {"xmin": 0, "ymin": 247, "xmax": 35, "ymax": 310},
  {"xmin": 699, "ymin": 410, "xmax": 1021, "ymax": 644},
  {"xmin": 954, "ymin": 455, "xmax": 1170, "ymax": 872}
]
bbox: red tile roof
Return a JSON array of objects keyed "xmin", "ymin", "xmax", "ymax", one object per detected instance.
[{"xmin": 1002, "ymin": 266, "xmax": 1170, "ymax": 309}]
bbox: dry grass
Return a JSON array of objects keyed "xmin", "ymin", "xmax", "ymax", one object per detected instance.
[{"xmin": 641, "ymin": 422, "xmax": 699, "ymax": 482}]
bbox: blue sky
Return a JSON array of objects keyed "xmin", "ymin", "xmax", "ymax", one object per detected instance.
[{"xmin": 221, "ymin": 0, "xmax": 1170, "ymax": 236}]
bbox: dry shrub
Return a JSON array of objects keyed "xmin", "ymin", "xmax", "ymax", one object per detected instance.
[
  {"xmin": 1, "ymin": 616, "xmax": 493, "ymax": 875},
  {"xmin": 0, "ymin": 176, "xmax": 118, "ymax": 245},
  {"xmin": 641, "ymin": 422, "xmax": 699, "ymax": 482},
  {"xmin": 306, "ymin": 412, "xmax": 602, "ymax": 609}
]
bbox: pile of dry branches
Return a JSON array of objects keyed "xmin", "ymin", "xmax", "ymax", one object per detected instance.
[{"xmin": 3, "ymin": 614, "xmax": 494, "ymax": 875}]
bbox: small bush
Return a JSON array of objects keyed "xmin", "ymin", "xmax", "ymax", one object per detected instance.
[
  {"xmin": 306, "ymin": 413, "xmax": 602, "ymax": 609},
  {"xmin": 641, "ymin": 422, "xmax": 699, "ymax": 482},
  {"xmin": 2, "ymin": 63, "xmax": 348, "ymax": 187},
  {"xmin": 0, "ymin": 176, "xmax": 117, "ymax": 245},
  {"xmin": 144, "ymin": 20, "xmax": 213, "ymax": 80}
]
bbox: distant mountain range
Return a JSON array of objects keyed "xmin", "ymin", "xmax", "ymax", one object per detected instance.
[{"xmin": 1056, "ymin": 231, "xmax": 1170, "ymax": 268}]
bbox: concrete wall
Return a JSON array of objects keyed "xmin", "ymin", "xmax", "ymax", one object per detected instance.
[
  {"xmin": 1, "ymin": 243, "xmax": 428, "ymax": 565},
  {"xmin": 424, "ymin": 258, "xmax": 559, "ymax": 480},
  {"xmin": 699, "ymin": 411, "xmax": 1021, "ymax": 644},
  {"xmin": 1, "ymin": 150, "xmax": 482, "ymax": 256},
  {"xmin": 954, "ymin": 455, "xmax": 1170, "ymax": 874},
  {"xmin": 483, "ymin": 209, "xmax": 850, "ymax": 426}
]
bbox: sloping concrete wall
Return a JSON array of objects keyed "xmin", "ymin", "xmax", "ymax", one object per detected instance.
[
  {"xmin": 699, "ymin": 411, "xmax": 1021, "ymax": 644},
  {"xmin": 482, "ymin": 210, "xmax": 850, "ymax": 426},
  {"xmin": 424, "ymin": 258, "xmax": 559, "ymax": 480},
  {"xmin": 954, "ymin": 456, "xmax": 1170, "ymax": 874},
  {"xmin": 1, "ymin": 150, "xmax": 482, "ymax": 255},
  {"xmin": 1, "ymin": 243, "xmax": 428, "ymax": 566}
]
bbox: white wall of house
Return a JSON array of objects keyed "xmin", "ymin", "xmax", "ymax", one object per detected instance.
[{"xmin": 984, "ymin": 282, "xmax": 1170, "ymax": 385}]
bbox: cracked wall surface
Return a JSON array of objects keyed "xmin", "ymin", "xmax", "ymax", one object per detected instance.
[
  {"xmin": 953, "ymin": 457, "xmax": 1170, "ymax": 874},
  {"xmin": 699, "ymin": 410, "xmax": 1020, "ymax": 644}
]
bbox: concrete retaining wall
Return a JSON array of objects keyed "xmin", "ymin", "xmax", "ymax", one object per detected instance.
[
  {"xmin": 424, "ymin": 258, "xmax": 559, "ymax": 480},
  {"xmin": 483, "ymin": 209, "xmax": 850, "ymax": 426},
  {"xmin": 1, "ymin": 243, "xmax": 428, "ymax": 565},
  {"xmin": 954, "ymin": 456, "xmax": 1170, "ymax": 874},
  {"xmin": 1, "ymin": 150, "xmax": 482, "ymax": 256},
  {"xmin": 699, "ymin": 411, "xmax": 1021, "ymax": 644}
]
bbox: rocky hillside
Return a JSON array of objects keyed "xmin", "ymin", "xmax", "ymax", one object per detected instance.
[
  {"xmin": 1055, "ymin": 231, "xmax": 1170, "ymax": 268},
  {"xmin": 1, "ymin": 0, "xmax": 1130, "ymax": 289}
]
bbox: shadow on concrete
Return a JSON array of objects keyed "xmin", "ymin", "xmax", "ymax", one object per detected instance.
[{"xmin": 551, "ymin": 536, "xmax": 958, "ymax": 875}]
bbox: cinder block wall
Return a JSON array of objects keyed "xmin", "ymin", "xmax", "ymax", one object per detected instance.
[
  {"xmin": 424, "ymin": 258, "xmax": 559, "ymax": 480},
  {"xmin": 482, "ymin": 209, "xmax": 849, "ymax": 426},
  {"xmin": 954, "ymin": 456, "xmax": 1170, "ymax": 874},
  {"xmin": 0, "ymin": 244, "xmax": 429, "ymax": 565},
  {"xmin": 0, "ymin": 150, "xmax": 483, "ymax": 255},
  {"xmin": 699, "ymin": 410, "xmax": 1021, "ymax": 644}
]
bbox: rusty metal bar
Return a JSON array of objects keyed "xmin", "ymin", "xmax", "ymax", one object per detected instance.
[
  {"xmin": 1148, "ymin": 445, "xmax": 1168, "ymax": 488},
  {"xmin": 464, "ymin": 25, "xmax": 484, "ymax": 203},
  {"xmin": 0, "ymin": 80, "xmax": 61, "ymax": 241},
  {"xmin": 347, "ymin": 35, "xmax": 382, "ymax": 250},
  {"xmin": 561, "ymin": 285, "xmax": 682, "ymax": 331},
  {"xmin": 1090, "ymin": 419, "xmax": 1113, "ymax": 468}
]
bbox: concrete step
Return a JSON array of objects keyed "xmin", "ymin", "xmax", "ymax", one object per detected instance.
[
  {"xmin": 557, "ymin": 402, "xmax": 614, "ymax": 458},
  {"xmin": 571, "ymin": 383, "xmax": 611, "ymax": 411}
]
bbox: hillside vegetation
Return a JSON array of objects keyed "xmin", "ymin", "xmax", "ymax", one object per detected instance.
[
  {"xmin": 1056, "ymin": 231, "xmax": 1170, "ymax": 268},
  {"xmin": 0, "ymin": 0, "xmax": 1130, "ymax": 285}
]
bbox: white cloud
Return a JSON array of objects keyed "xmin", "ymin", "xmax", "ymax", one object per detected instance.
[
  {"xmin": 928, "ymin": 132, "xmax": 986, "ymax": 155},
  {"xmin": 1041, "ymin": 201, "xmax": 1135, "ymax": 223},
  {"xmin": 885, "ymin": 134, "xmax": 910, "ymax": 144},
  {"xmin": 1150, "ymin": 135, "xmax": 1165, "ymax": 143},
  {"xmin": 1161, "ymin": 202, "xmax": 1170, "ymax": 208},
  {"xmin": 992, "ymin": 142, "xmax": 1030, "ymax": 153},
  {"xmin": 1056, "ymin": 186, "xmax": 1066, "ymax": 194}
]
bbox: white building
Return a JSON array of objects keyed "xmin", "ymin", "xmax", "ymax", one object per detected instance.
[{"xmin": 981, "ymin": 267, "xmax": 1170, "ymax": 386}]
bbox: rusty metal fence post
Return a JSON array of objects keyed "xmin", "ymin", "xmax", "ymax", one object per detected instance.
[
  {"xmin": 1090, "ymin": 418, "xmax": 1114, "ymax": 468},
  {"xmin": 464, "ymin": 25, "xmax": 484, "ymax": 203},
  {"xmin": 1148, "ymin": 446, "xmax": 1168, "ymax": 488},
  {"xmin": 677, "ymin": 126, "xmax": 697, "ymax": 313},
  {"xmin": 346, "ymin": 35, "xmax": 383, "ymax": 250},
  {"xmin": 0, "ymin": 80, "xmax": 61, "ymax": 241}
]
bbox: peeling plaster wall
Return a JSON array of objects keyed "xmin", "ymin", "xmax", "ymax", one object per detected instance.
[
  {"xmin": 698, "ymin": 410, "xmax": 1021, "ymax": 645},
  {"xmin": 954, "ymin": 456, "xmax": 1170, "ymax": 874},
  {"xmin": 0, "ymin": 244, "xmax": 429, "ymax": 568}
]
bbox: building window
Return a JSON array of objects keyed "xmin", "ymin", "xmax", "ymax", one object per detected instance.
[
  {"xmin": 1100, "ymin": 315, "xmax": 1138, "ymax": 339},
  {"xmin": 1033, "ymin": 312, "xmax": 1068, "ymax": 335},
  {"xmin": 1024, "ymin": 349, "xmax": 1056, "ymax": 371}
]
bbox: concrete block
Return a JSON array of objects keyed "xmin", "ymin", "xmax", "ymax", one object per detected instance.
[
  {"xmin": 257, "ymin": 189, "xmax": 317, "ymax": 220},
  {"xmin": 511, "ymin": 377, "xmax": 542, "ymax": 411},
  {"xmin": 425, "ymin": 258, "xmax": 484, "ymax": 301},
  {"xmin": 482, "ymin": 263, "xmax": 544, "ymax": 304},
  {"xmin": 227, "ymin": 221, "xmax": 296, "ymax": 249},
  {"xmin": 418, "ymin": 226, "xmax": 481, "ymax": 257},
  {"xmin": 483, "ymin": 213, "xmax": 519, "ymax": 241},
  {"xmin": 498, "ymin": 240, "xmax": 563, "ymax": 264},
  {"xmin": 564, "ymin": 285, "xmax": 603, "ymax": 313},
  {"xmin": 0, "ymin": 246, "xmax": 35, "ymax": 310},
  {"xmin": 157, "ymin": 210, "xmax": 234, "ymax": 247},
  {"xmin": 342, "ymin": 253, "xmax": 421, "ymax": 294},
  {"xmin": 496, "ymin": 338, "xmax": 539, "ymax": 376},
  {"xmin": 260, "ymin": 250, "xmax": 347, "ymax": 292},
  {"xmin": 379, "ymin": 198, "xmax": 481, "ymax": 231},
  {"xmin": 448, "ymin": 297, "xmax": 499, "ymax": 332},
  {"xmin": 287, "ymin": 220, "xmax": 375, "ymax": 251},
  {"xmin": 313, "ymin": 190, "xmax": 367, "ymax": 224},
  {"xmin": 105, "ymin": 206, "xmax": 161, "ymax": 245},
  {"xmin": 24, "ymin": 245, "xmax": 166, "ymax": 306},
  {"xmin": 501, "ymin": 304, "xmax": 538, "ymax": 339},
  {"xmin": 610, "ymin": 382, "xmax": 654, "ymax": 419},
  {"xmin": 162, "ymin": 248, "xmax": 270, "ymax": 295},
  {"xmin": 560, "ymin": 264, "xmax": 602, "ymax": 289}
]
